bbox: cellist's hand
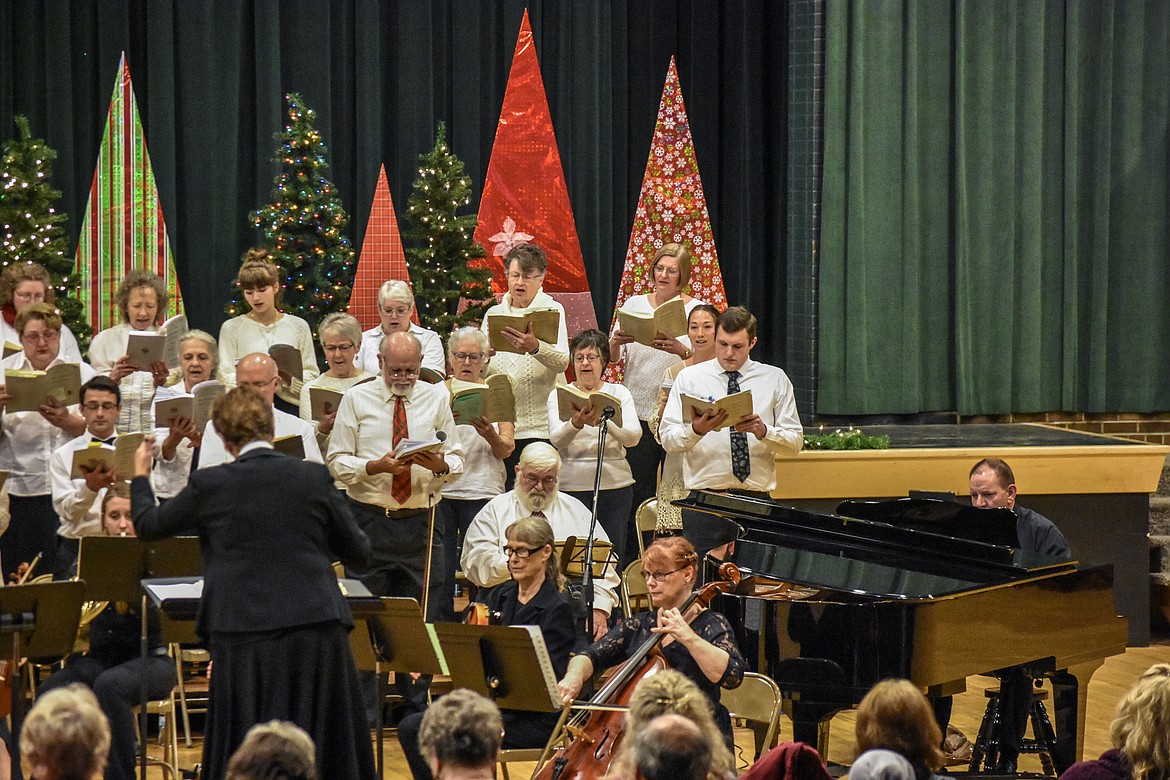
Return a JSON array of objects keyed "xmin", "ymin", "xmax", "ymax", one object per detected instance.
[
  {"xmin": 556, "ymin": 655, "xmax": 593, "ymax": 707},
  {"xmin": 556, "ymin": 675, "xmax": 583, "ymax": 707},
  {"xmin": 651, "ymin": 606, "xmax": 700, "ymax": 646}
]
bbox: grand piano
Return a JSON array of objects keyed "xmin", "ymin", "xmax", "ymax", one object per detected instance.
[{"xmin": 679, "ymin": 491, "xmax": 1129, "ymax": 772}]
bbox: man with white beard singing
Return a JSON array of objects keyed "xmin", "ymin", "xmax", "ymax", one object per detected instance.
[{"xmin": 461, "ymin": 441, "xmax": 618, "ymax": 639}]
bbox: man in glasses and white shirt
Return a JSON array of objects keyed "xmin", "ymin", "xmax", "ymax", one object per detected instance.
[{"xmin": 461, "ymin": 441, "xmax": 619, "ymax": 640}]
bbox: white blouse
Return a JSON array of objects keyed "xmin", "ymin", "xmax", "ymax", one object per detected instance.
[
  {"xmin": 217, "ymin": 313, "xmax": 319, "ymax": 407},
  {"xmin": 546, "ymin": 381, "xmax": 641, "ymax": 492}
]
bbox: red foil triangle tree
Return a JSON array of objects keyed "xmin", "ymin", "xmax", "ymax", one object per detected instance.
[{"xmin": 473, "ymin": 9, "xmax": 597, "ymax": 337}]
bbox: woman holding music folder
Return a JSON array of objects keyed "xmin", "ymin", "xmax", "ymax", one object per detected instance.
[
  {"xmin": 298, "ymin": 313, "xmax": 373, "ymax": 456},
  {"xmin": 480, "ymin": 242, "xmax": 569, "ymax": 481},
  {"xmin": 131, "ymin": 386, "xmax": 373, "ymax": 780},
  {"xmin": 0, "ymin": 303, "xmax": 94, "ymax": 582},
  {"xmin": 151, "ymin": 329, "xmax": 219, "ymax": 499},
  {"xmin": 438, "ymin": 326, "xmax": 514, "ymax": 620},
  {"xmin": 608, "ymin": 244, "xmax": 708, "ymax": 543},
  {"xmin": 546, "ymin": 328, "xmax": 640, "ymax": 565},
  {"xmin": 37, "ymin": 484, "xmax": 177, "ymax": 780},
  {"xmin": 398, "ymin": 516, "xmax": 578, "ymax": 780},
  {"xmin": 88, "ymin": 270, "xmax": 174, "ymax": 434}
]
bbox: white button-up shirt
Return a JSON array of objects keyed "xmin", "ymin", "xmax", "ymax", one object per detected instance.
[
  {"xmin": 0, "ymin": 353, "xmax": 96, "ymax": 496},
  {"xmin": 50, "ymin": 430, "xmax": 116, "ymax": 539},
  {"xmin": 660, "ymin": 357, "xmax": 803, "ymax": 493},
  {"xmin": 326, "ymin": 377, "xmax": 463, "ymax": 510},
  {"xmin": 197, "ymin": 408, "xmax": 323, "ymax": 469}
]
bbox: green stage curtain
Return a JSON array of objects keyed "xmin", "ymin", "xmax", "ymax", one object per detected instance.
[
  {"xmin": 0, "ymin": 0, "xmax": 791, "ymax": 366},
  {"xmin": 820, "ymin": 1, "xmax": 1169, "ymax": 415}
]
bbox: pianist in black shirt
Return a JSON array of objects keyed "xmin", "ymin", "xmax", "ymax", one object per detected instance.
[{"xmin": 967, "ymin": 457, "xmax": 1071, "ymax": 772}]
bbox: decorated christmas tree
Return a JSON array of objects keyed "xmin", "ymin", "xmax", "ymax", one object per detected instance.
[
  {"xmin": 403, "ymin": 123, "xmax": 492, "ymax": 335},
  {"xmin": 0, "ymin": 115, "xmax": 91, "ymax": 347},
  {"xmin": 229, "ymin": 93, "xmax": 355, "ymax": 335}
]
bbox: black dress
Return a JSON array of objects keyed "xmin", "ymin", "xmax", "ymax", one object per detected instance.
[
  {"xmin": 581, "ymin": 608, "xmax": 745, "ymax": 747},
  {"xmin": 131, "ymin": 446, "xmax": 374, "ymax": 780}
]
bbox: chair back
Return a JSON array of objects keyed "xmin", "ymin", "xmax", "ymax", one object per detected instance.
[
  {"xmin": 722, "ymin": 671, "xmax": 783, "ymax": 763},
  {"xmin": 621, "ymin": 559, "xmax": 651, "ymax": 617},
  {"xmin": 634, "ymin": 498, "xmax": 658, "ymax": 559}
]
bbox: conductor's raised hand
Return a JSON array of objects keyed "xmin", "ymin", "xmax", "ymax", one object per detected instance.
[
  {"xmin": 690, "ymin": 408, "xmax": 727, "ymax": 436},
  {"xmin": 134, "ymin": 436, "xmax": 157, "ymax": 478}
]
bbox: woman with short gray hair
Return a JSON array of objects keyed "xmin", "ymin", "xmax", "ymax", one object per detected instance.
[
  {"xmin": 354, "ymin": 280, "xmax": 445, "ymax": 376},
  {"xmin": 299, "ymin": 313, "xmax": 373, "ymax": 455}
]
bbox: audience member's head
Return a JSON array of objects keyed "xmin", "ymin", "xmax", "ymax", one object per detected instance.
[
  {"xmin": 848, "ymin": 749, "xmax": 918, "ymax": 780},
  {"xmin": 20, "ymin": 684, "xmax": 110, "ymax": 780},
  {"xmin": 855, "ymin": 679, "xmax": 944, "ymax": 775},
  {"xmin": 418, "ymin": 689, "xmax": 503, "ymax": 778},
  {"xmin": 225, "ymin": 720, "xmax": 316, "ymax": 780},
  {"xmin": 631, "ymin": 713, "xmax": 711, "ymax": 780},
  {"xmin": 1109, "ymin": 663, "xmax": 1170, "ymax": 780},
  {"xmin": 612, "ymin": 669, "xmax": 732, "ymax": 780}
]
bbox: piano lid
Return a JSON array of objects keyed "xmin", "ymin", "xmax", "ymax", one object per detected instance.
[{"xmin": 678, "ymin": 491, "xmax": 1075, "ymax": 597}]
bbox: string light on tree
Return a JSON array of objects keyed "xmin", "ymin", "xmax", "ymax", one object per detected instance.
[
  {"xmin": 226, "ymin": 92, "xmax": 355, "ymax": 339},
  {"xmin": 403, "ymin": 122, "xmax": 492, "ymax": 334},
  {"xmin": 0, "ymin": 115, "xmax": 91, "ymax": 348}
]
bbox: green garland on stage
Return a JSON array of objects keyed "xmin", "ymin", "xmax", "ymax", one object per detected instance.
[{"xmin": 803, "ymin": 428, "xmax": 891, "ymax": 450}]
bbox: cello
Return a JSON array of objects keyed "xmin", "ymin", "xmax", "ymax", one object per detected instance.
[{"xmin": 534, "ymin": 562, "xmax": 741, "ymax": 780}]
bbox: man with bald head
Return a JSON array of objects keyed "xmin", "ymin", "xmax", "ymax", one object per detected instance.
[
  {"xmin": 631, "ymin": 714, "xmax": 712, "ymax": 780},
  {"xmin": 198, "ymin": 353, "xmax": 322, "ymax": 468},
  {"xmin": 327, "ymin": 331, "xmax": 463, "ymax": 718}
]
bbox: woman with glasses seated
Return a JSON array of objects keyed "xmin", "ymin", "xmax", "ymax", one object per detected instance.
[
  {"xmin": 438, "ymin": 326, "xmax": 514, "ymax": 620},
  {"xmin": 546, "ymin": 328, "xmax": 640, "ymax": 565},
  {"xmin": 480, "ymin": 243, "xmax": 569, "ymax": 481},
  {"xmin": 218, "ymin": 249, "xmax": 319, "ymax": 415},
  {"xmin": 298, "ymin": 313, "xmax": 373, "ymax": 456},
  {"xmin": 399, "ymin": 516, "xmax": 577, "ymax": 780},
  {"xmin": 0, "ymin": 303, "xmax": 95, "ymax": 581},
  {"xmin": 555, "ymin": 536, "xmax": 744, "ymax": 750},
  {"xmin": 354, "ymin": 280, "xmax": 445, "ymax": 377}
]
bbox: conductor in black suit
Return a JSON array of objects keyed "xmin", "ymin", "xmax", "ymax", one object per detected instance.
[{"xmin": 130, "ymin": 386, "xmax": 375, "ymax": 780}]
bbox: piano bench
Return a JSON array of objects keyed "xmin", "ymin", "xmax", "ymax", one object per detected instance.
[{"xmin": 970, "ymin": 686, "xmax": 1058, "ymax": 776}]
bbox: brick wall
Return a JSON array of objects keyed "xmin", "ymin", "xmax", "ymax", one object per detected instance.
[{"xmin": 959, "ymin": 412, "xmax": 1170, "ymax": 445}]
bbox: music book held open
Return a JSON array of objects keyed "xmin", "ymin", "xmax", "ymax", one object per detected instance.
[
  {"xmin": 486, "ymin": 308, "xmax": 560, "ymax": 354},
  {"xmin": 616, "ymin": 296, "xmax": 687, "ymax": 345},
  {"xmin": 308, "ymin": 377, "xmax": 376, "ymax": 421},
  {"xmin": 3, "ymin": 363, "xmax": 82, "ymax": 413},
  {"xmin": 393, "ymin": 436, "xmax": 444, "ymax": 460},
  {"xmin": 555, "ymin": 383, "xmax": 624, "ymax": 428},
  {"xmin": 268, "ymin": 343, "xmax": 303, "ymax": 380},
  {"xmin": 273, "ymin": 434, "xmax": 306, "ymax": 460},
  {"xmin": 680, "ymin": 389, "xmax": 754, "ymax": 430},
  {"xmin": 449, "ymin": 375, "xmax": 516, "ymax": 424},
  {"xmin": 70, "ymin": 433, "xmax": 145, "ymax": 481},
  {"xmin": 153, "ymin": 380, "xmax": 225, "ymax": 429}
]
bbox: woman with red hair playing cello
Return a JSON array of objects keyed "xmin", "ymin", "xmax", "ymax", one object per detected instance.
[{"xmin": 555, "ymin": 536, "xmax": 745, "ymax": 750}]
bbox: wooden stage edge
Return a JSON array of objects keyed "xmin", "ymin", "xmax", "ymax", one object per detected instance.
[{"xmin": 772, "ymin": 427, "xmax": 1170, "ymax": 501}]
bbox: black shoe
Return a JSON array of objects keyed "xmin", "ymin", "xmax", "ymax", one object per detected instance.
[{"xmin": 996, "ymin": 757, "xmax": 1018, "ymax": 774}]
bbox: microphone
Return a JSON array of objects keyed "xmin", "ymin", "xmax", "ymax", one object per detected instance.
[{"xmin": 600, "ymin": 407, "xmax": 617, "ymax": 421}]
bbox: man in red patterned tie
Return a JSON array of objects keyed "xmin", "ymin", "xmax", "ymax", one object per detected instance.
[{"xmin": 326, "ymin": 330, "xmax": 463, "ymax": 722}]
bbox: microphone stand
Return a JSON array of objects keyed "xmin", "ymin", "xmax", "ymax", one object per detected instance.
[{"xmin": 582, "ymin": 406, "xmax": 615, "ymax": 640}]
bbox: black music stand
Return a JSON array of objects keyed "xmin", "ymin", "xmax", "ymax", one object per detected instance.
[
  {"xmin": 0, "ymin": 581, "xmax": 86, "ymax": 733},
  {"xmin": 349, "ymin": 597, "xmax": 444, "ymax": 777},
  {"xmin": 431, "ymin": 622, "xmax": 561, "ymax": 710}
]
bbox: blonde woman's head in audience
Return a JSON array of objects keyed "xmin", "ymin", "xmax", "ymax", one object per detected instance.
[
  {"xmin": 1110, "ymin": 663, "xmax": 1170, "ymax": 780},
  {"xmin": 226, "ymin": 720, "xmax": 316, "ymax": 780},
  {"xmin": 20, "ymin": 684, "xmax": 110, "ymax": 780},
  {"xmin": 612, "ymin": 669, "xmax": 733, "ymax": 780},
  {"xmin": 855, "ymin": 679, "xmax": 944, "ymax": 773}
]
